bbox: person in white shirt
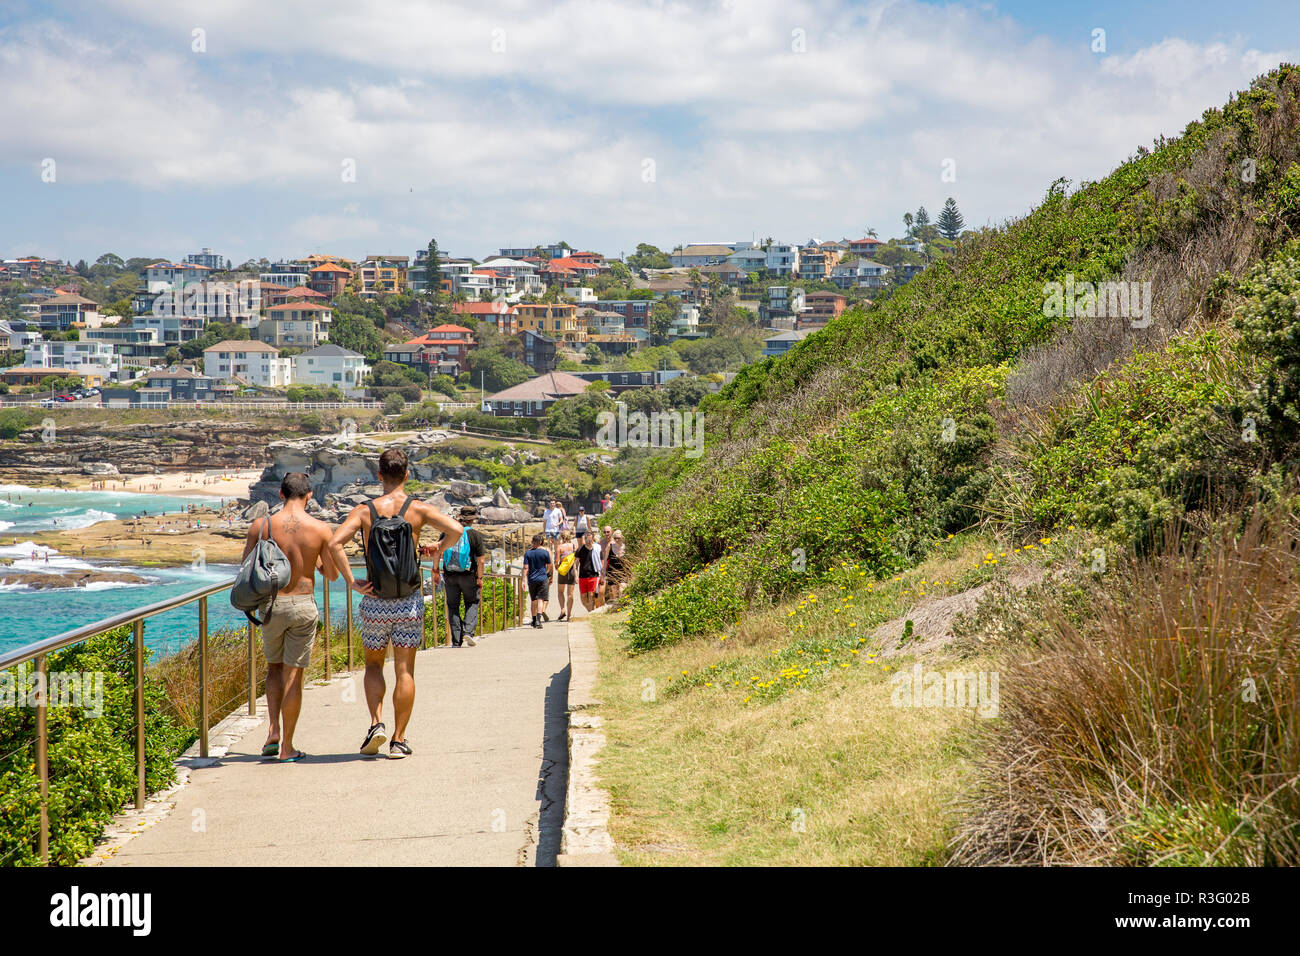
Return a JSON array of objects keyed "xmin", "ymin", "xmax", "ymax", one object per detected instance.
[{"xmin": 543, "ymin": 499, "xmax": 566, "ymax": 565}]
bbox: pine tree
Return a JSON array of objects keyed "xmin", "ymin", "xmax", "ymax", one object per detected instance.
[
  {"xmin": 424, "ymin": 238, "xmax": 443, "ymax": 299},
  {"xmin": 937, "ymin": 198, "xmax": 965, "ymax": 240},
  {"xmin": 914, "ymin": 206, "xmax": 930, "ymax": 229}
]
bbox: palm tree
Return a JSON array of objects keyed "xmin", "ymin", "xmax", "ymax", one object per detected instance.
[{"xmin": 903, "ymin": 212, "xmax": 914, "ymax": 237}]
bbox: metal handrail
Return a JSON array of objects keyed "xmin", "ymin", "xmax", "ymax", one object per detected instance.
[{"xmin": 1, "ymin": 555, "xmax": 523, "ymax": 865}]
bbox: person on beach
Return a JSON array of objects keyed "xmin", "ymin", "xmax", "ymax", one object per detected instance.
[
  {"xmin": 240, "ymin": 472, "xmax": 338, "ymax": 763},
  {"xmin": 328, "ymin": 449, "xmax": 463, "ymax": 760},
  {"xmin": 555, "ymin": 529, "xmax": 577, "ymax": 622}
]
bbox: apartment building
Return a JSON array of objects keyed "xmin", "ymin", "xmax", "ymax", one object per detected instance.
[
  {"xmin": 515, "ymin": 303, "xmax": 585, "ymax": 343},
  {"xmin": 359, "ymin": 255, "xmax": 409, "ymax": 298},
  {"xmin": 183, "ymin": 248, "xmax": 224, "ymax": 270},
  {"xmin": 145, "ymin": 261, "xmax": 212, "ymax": 293},
  {"xmin": 257, "ymin": 302, "xmax": 332, "ymax": 348},
  {"xmin": 37, "ymin": 293, "xmax": 102, "ymax": 331}
]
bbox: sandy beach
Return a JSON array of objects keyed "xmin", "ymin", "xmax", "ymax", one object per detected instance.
[{"xmin": 47, "ymin": 468, "xmax": 265, "ymax": 498}]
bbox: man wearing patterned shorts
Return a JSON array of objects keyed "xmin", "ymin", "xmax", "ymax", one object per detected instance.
[{"xmin": 328, "ymin": 449, "xmax": 463, "ymax": 759}]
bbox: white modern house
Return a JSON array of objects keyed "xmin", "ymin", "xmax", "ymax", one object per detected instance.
[
  {"xmin": 25, "ymin": 339, "xmax": 118, "ymax": 374},
  {"xmin": 291, "ymin": 344, "xmax": 369, "ymax": 397},
  {"xmin": 765, "ymin": 243, "xmax": 800, "ymax": 275},
  {"xmin": 477, "ymin": 257, "xmax": 544, "ymax": 297},
  {"xmin": 831, "ymin": 258, "xmax": 893, "ymax": 290},
  {"xmin": 145, "ymin": 261, "xmax": 212, "ymax": 293},
  {"xmin": 727, "ymin": 247, "xmax": 767, "ymax": 274},
  {"xmin": 202, "ymin": 340, "xmax": 291, "ymax": 389}
]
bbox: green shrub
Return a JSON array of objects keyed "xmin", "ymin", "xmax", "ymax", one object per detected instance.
[
  {"xmin": 620, "ymin": 562, "xmax": 746, "ymax": 653},
  {"xmin": 0, "ymin": 626, "xmax": 187, "ymax": 866}
]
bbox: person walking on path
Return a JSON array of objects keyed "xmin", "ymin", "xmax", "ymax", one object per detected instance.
[
  {"xmin": 543, "ymin": 499, "xmax": 566, "ymax": 566},
  {"xmin": 597, "ymin": 525, "xmax": 614, "ymax": 607},
  {"xmin": 437, "ymin": 505, "xmax": 488, "ymax": 648},
  {"xmin": 574, "ymin": 530, "xmax": 602, "ymax": 616},
  {"xmin": 604, "ymin": 530, "xmax": 628, "ymax": 606},
  {"xmin": 240, "ymin": 472, "xmax": 339, "ymax": 763},
  {"xmin": 555, "ymin": 529, "xmax": 577, "ymax": 622},
  {"xmin": 328, "ymin": 449, "xmax": 463, "ymax": 759},
  {"xmin": 574, "ymin": 506, "xmax": 590, "ymax": 537},
  {"xmin": 522, "ymin": 533, "xmax": 553, "ymax": 629}
]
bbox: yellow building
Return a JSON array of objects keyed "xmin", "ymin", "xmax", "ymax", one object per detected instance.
[
  {"xmin": 359, "ymin": 255, "xmax": 409, "ymax": 299},
  {"xmin": 515, "ymin": 303, "xmax": 586, "ymax": 343}
]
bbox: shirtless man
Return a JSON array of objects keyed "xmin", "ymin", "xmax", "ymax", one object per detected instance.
[
  {"xmin": 240, "ymin": 472, "xmax": 338, "ymax": 763},
  {"xmin": 327, "ymin": 448, "xmax": 463, "ymax": 759}
]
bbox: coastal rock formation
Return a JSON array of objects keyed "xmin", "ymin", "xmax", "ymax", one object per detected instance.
[
  {"xmin": 0, "ymin": 569, "xmax": 151, "ymax": 590},
  {"xmin": 0, "ymin": 419, "xmax": 307, "ymax": 479},
  {"xmin": 247, "ymin": 433, "xmax": 532, "ymax": 524}
]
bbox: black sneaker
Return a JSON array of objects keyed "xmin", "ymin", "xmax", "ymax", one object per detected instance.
[
  {"xmin": 541, "ymin": 612, "xmax": 550, "ymax": 622},
  {"xmin": 557, "ymin": 612, "xmax": 567, "ymax": 622},
  {"xmin": 360, "ymin": 722, "xmax": 387, "ymax": 756},
  {"xmin": 388, "ymin": 739, "xmax": 412, "ymax": 759},
  {"xmin": 532, "ymin": 619, "xmax": 543, "ymax": 629}
]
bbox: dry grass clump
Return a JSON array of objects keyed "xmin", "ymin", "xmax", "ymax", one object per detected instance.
[{"xmin": 952, "ymin": 505, "xmax": 1300, "ymax": 865}]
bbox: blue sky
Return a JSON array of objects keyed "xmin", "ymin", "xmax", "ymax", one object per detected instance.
[{"xmin": 0, "ymin": 0, "xmax": 1296, "ymax": 265}]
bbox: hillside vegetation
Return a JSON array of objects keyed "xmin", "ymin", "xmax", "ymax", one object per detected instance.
[{"xmin": 603, "ymin": 66, "xmax": 1300, "ymax": 865}]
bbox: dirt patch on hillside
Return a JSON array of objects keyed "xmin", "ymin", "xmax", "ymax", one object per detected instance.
[{"xmin": 873, "ymin": 567, "xmax": 1047, "ymax": 659}]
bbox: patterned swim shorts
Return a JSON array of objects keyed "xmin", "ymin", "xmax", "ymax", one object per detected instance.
[{"xmin": 360, "ymin": 591, "xmax": 425, "ymax": 651}]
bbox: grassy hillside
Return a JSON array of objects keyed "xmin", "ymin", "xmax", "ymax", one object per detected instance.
[{"xmin": 601, "ymin": 66, "xmax": 1300, "ymax": 865}]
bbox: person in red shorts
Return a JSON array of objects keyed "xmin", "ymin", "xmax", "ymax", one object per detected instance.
[{"xmin": 574, "ymin": 530, "xmax": 603, "ymax": 615}]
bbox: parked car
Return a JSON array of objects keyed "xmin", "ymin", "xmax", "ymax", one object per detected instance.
[
  {"xmin": 39, "ymin": 399, "xmax": 56, "ymax": 408},
  {"xmin": 57, "ymin": 394, "xmax": 74, "ymax": 402}
]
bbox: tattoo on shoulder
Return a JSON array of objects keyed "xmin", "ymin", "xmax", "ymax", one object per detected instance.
[{"xmin": 284, "ymin": 512, "xmax": 301, "ymax": 534}]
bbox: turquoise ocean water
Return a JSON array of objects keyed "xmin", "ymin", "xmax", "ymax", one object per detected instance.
[{"xmin": 0, "ymin": 485, "xmax": 349, "ymax": 659}]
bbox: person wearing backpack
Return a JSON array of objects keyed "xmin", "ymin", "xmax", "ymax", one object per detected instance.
[
  {"xmin": 328, "ymin": 449, "xmax": 463, "ymax": 760},
  {"xmin": 437, "ymin": 505, "xmax": 488, "ymax": 647},
  {"xmin": 522, "ymin": 533, "xmax": 553, "ymax": 628},
  {"xmin": 237, "ymin": 472, "xmax": 339, "ymax": 763}
]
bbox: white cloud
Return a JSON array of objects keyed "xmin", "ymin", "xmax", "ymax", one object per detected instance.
[{"xmin": 0, "ymin": 1, "xmax": 1295, "ymax": 260}]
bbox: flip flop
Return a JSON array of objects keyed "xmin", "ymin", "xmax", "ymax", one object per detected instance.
[
  {"xmin": 261, "ymin": 742, "xmax": 279, "ymax": 756},
  {"xmin": 281, "ymin": 750, "xmax": 307, "ymax": 763}
]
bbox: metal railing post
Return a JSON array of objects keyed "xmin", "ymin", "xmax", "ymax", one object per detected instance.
[
  {"xmin": 322, "ymin": 580, "xmax": 331, "ymax": 681},
  {"xmin": 346, "ymin": 585, "xmax": 354, "ymax": 670},
  {"xmin": 36, "ymin": 654, "xmax": 48, "ymax": 865},
  {"xmin": 198, "ymin": 596, "xmax": 209, "ymax": 759},
  {"xmin": 134, "ymin": 619, "xmax": 145, "ymax": 810},
  {"xmin": 247, "ymin": 621, "xmax": 256, "ymax": 716}
]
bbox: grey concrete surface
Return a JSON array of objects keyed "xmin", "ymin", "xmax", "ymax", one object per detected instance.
[{"xmin": 101, "ymin": 610, "xmax": 571, "ymax": 868}]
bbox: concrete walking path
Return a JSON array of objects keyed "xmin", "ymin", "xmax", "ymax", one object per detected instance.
[{"xmin": 99, "ymin": 611, "xmax": 572, "ymax": 867}]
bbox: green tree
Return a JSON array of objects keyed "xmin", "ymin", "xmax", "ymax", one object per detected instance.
[
  {"xmin": 937, "ymin": 198, "xmax": 965, "ymax": 240},
  {"xmin": 424, "ymin": 238, "xmax": 443, "ymax": 301},
  {"xmin": 627, "ymin": 243, "xmax": 672, "ymax": 271},
  {"xmin": 468, "ymin": 347, "xmax": 534, "ymax": 392},
  {"xmin": 649, "ymin": 299, "xmax": 678, "ymax": 345},
  {"xmin": 545, "ymin": 390, "xmax": 615, "ymax": 439},
  {"xmin": 665, "ymin": 374, "xmax": 710, "ymax": 409}
]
